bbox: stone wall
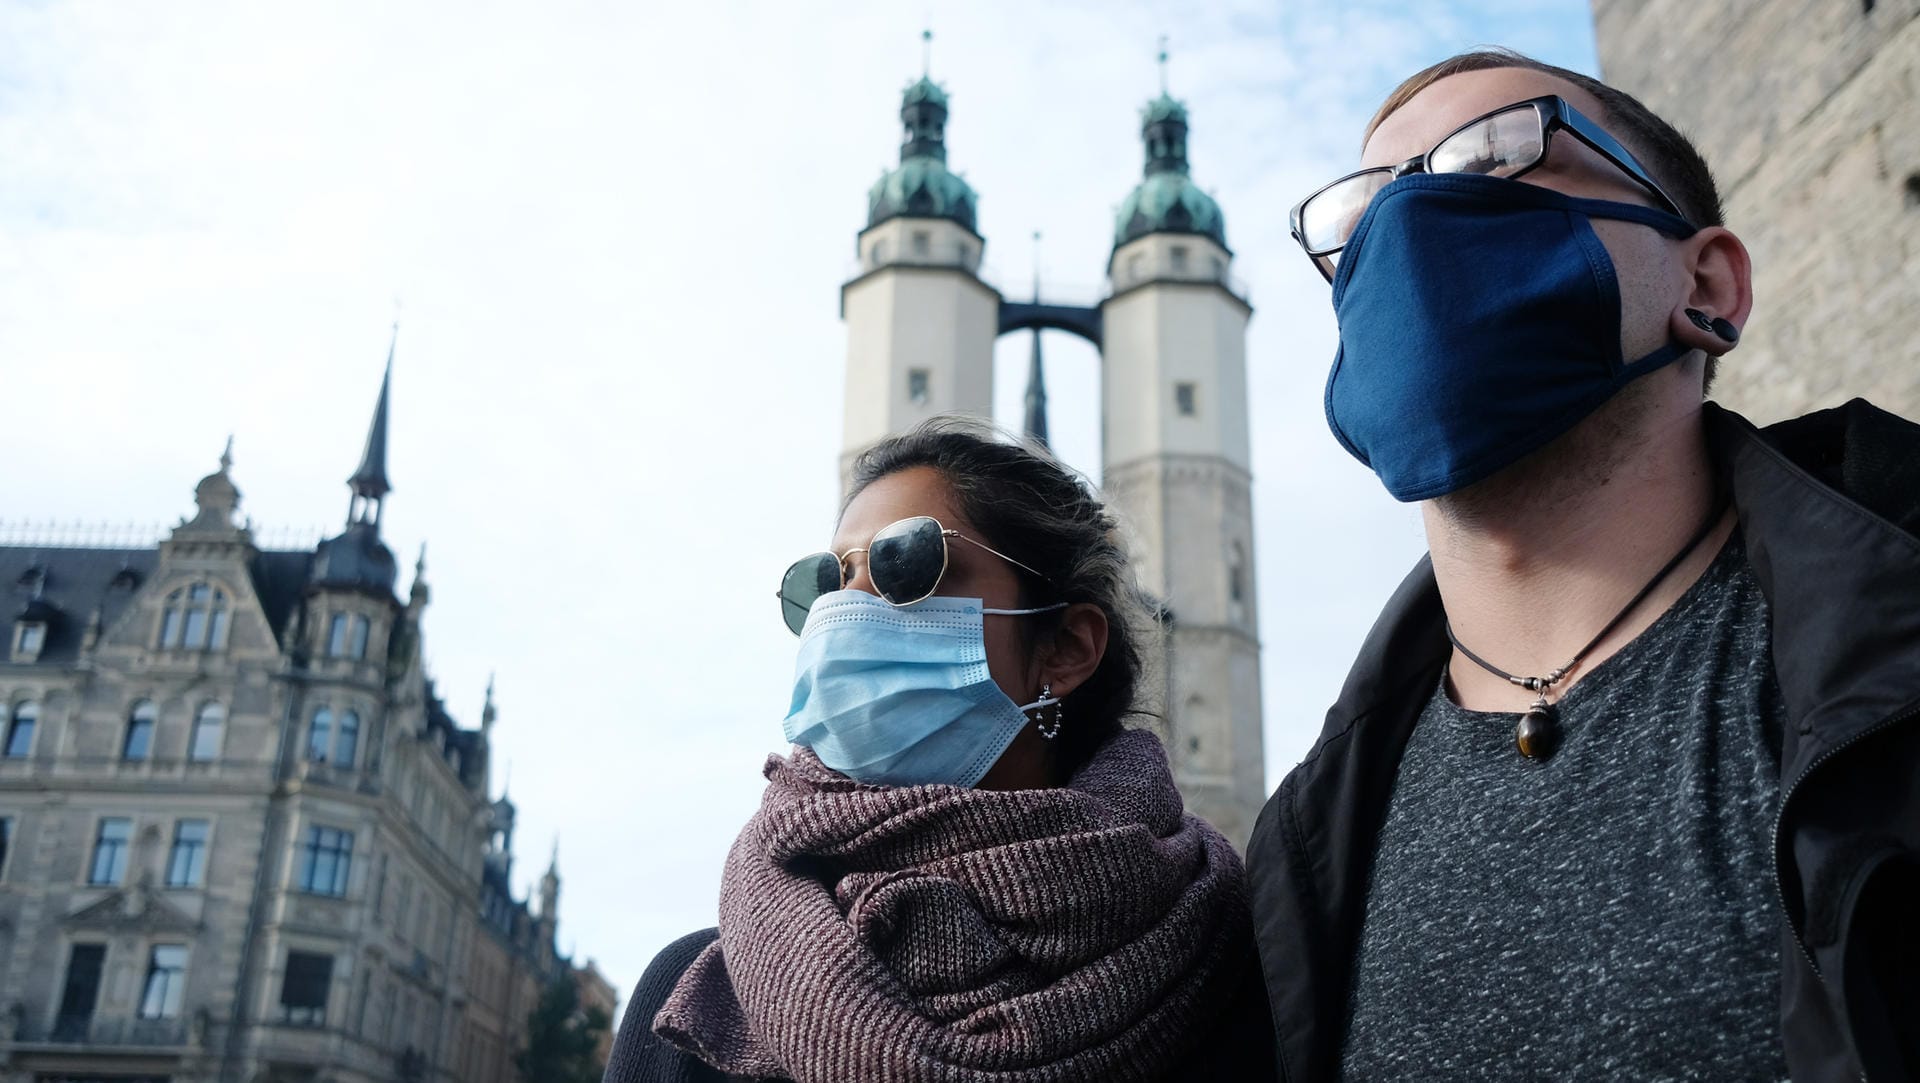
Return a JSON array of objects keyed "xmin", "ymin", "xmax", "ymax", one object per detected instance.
[{"xmin": 1592, "ymin": 0, "xmax": 1920, "ymax": 422}]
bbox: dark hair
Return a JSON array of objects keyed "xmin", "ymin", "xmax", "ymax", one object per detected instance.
[
  {"xmin": 1369, "ymin": 48, "xmax": 1728, "ymax": 391},
  {"xmin": 845, "ymin": 417, "xmax": 1147, "ymax": 775}
]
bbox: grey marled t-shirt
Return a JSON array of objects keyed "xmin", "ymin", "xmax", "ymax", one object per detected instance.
[{"xmin": 1339, "ymin": 534, "xmax": 1789, "ymax": 1081}]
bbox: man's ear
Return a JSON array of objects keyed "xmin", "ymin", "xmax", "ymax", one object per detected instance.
[
  {"xmin": 1667, "ymin": 225, "xmax": 1753, "ymax": 357},
  {"xmin": 1038, "ymin": 602, "xmax": 1109, "ymax": 700}
]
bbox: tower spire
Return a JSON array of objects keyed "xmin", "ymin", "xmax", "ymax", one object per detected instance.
[
  {"xmin": 346, "ymin": 326, "xmax": 395, "ymax": 528},
  {"xmin": 1024, "ymin": 230, "xmax": 1049, "ymax": 447},
  {"xmin": 921, "ymin": 27, "xmax": 932, "ymax": 77},
  {"xmin": 1158, "ymin": 35, "xmax": 1170, "ymax": 95}
]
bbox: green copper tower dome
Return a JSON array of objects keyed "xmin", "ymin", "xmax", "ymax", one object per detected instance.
[
  {"xmin": 1114, "ymin": 92, "xmax": 1227, "ymax": 251},
  {"xmin": 867, "ymin": 75, "xmax": 979, "ymax": 233}
]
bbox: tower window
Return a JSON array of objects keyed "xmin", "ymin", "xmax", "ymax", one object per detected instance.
[
  {"xmin": 161, "ymin": 584, "xmax": 229, "ymax": 651},
  {"xmin": 908, "ymin": 369, "xmax": 931, "ymax": 405},
  {"xmin": 189, "ymin": 702, "xmax": 225, "ymax": 762},
  {"xmin": 871, "ymin": 238, "xmax": 889, "ymax": 266},
  {"xmin": 1211, "ymin": 256, "xmax": 1226, "ymax": 280},
  {"xmin": 1905, "ymin": 172, "xmax": 1920, "ymax": 208},
  {"xmin": 1175, "ymin": 382, "xmax": 1198, "ymax": 417},
  {"xmin": 1170, "ymin": 245, "xmax": 1190, "ymax": 272},
  {"xmin": 328, "ymin": 614, "xmax": 370, "ymax": 659},
  {"xmin": 4, "ymin": 701, "xmax": 38, "ymax": 759},
  {"xmin": 911, "ymin": 230, "xmax": 931, "ymax": 257},
  {"xmin": 124, "ymin": 700, "xmax": 157, "ymax": 760}
]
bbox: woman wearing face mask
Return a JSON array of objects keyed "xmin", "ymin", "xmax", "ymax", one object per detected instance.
[{"xmin": 604, "ymin": 421, "xmax": 1275, "ymax": 1083}]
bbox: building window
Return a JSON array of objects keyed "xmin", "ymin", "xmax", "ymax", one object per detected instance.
[
  {"xmin": 138, "ymin": 945, "xmax": 188, "ymax": 1019},
  {"xmin": 13, "ymin": 621, "xmax": 46, "ymax": 658},
  {"xmin": 1127, "ymin": 253, "xmax": 1144, "ymax": 284},
  {"xmin": 870, "ymin": 238, "xmax": 889, "ymax": 266},
  {"xmin": 188, "ymin": 703, "xmax": 224, "ymax": 762},
  {"xmin": 0, "ymin": 816, "xmax": 12, "ymax": 881},
  {"xmin": 1211, "ymin": 256, "xmax": 1226, "ymax": 280},
  {"xmin": 307, "ymin": 708, "xmax": 332, "ymax": 761},
  {"xmin": 336, "ymin": 710, "xmax": 360, "ymax": 769},
  {"xmin": 907, "ymin": 369, "xmax": 931, "ymax": 405},
  {"xmin": 280, "ymin": 951, "xmax": 333, "ymax": 1026},
  {"xmin": 911, "ymin": 230, "xmax": 931, "ymax": 257},
  {"xmin": 88, "ymin": 817, "xmax": 132, "ymax": 885},
  {"xmin": 1175, "ymin": 382, "xmax": 1198, "ymax": 417},
  {"xmin": 297, "ymin": 825, "xmax": 353, "ymax": 896},
  {"xmin": 55, "ymin": 944, "xmax": 106, "ymax": 1039},
  {"xmin": 161, "ymin": 584, "xmax": 229, "ymax": 651},
  {"xmin": 166, "ymin": 819, "xmax": 209, "ymax": 888},
  {"xmin": 124, "ymin": 700, "xmax": 157, "ymax": 761},
  {"xmin": 1170, "ymin": 245, "xmax": 1190, "ymax": 272},
  {"xmin": 4, "ymin": 701, "xmax": 37, "ymax": 758},
  {"xmin": 326, "ymin": 614, "xmax": 370, "ymax": 659}
]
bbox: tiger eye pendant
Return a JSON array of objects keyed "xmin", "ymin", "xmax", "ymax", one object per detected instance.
[{"xmin": 1514, "ymin": 697, "xmax": 1561, "ymax": 761}]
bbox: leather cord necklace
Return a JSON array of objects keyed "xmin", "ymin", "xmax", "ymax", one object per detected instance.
[{"xmin": 1445, "ymin": 495, "xmax": 1729, "ymax": 761}]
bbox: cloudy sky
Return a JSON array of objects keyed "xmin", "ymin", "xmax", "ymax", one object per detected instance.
[{"xmin": 0, "ymin": 0, "xmax": 1599, "ymax": 1006}]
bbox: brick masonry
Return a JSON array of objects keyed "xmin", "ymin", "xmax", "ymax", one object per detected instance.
[{"xmin": 1593, "ymin": 0, "xmax": 1920, "ymax": 423}]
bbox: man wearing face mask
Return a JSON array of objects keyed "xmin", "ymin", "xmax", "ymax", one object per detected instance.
[{"xmin": 1246, "ymin": 50, "xmax": 1920, "ymax": 1083}]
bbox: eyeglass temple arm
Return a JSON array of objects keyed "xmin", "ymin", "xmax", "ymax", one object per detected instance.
[
  {"xmin": 943, "ymin": 531, "xmax": 1053, "ymax": 584},
  {"xmin": 1555, "ymin": 107, "xmax": 1688, "ymax": 220}
]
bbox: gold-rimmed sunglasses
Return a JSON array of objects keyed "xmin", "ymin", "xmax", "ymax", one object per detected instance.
[{"xmin": 776, "ymin": 515, "xmax": 1050, "ymax": 635}]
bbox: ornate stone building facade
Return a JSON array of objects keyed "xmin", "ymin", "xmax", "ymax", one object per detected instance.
[
  {"xmin": 1592, "ymin": 0, "xmax": 1920, "ymax": 422},
  {"xmin": 837, "ymin": 60, "xmax": 1266, "ymax": 846},
  {"xmin": 0, "ymin": 355, "xmax": 589, "ymax": 1083}
]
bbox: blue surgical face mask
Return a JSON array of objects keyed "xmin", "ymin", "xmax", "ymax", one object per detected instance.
[
  {"xmin": 782, "ymin": 590, "xmax": 1064, "ymax": 788},
  {"xmin": 1324, "ymin": 172, "xmax": 1699, "ymax": 502}
]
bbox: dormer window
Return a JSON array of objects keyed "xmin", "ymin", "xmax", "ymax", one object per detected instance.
[
  {"xmin": 326, "ymin": 614, "xmax": 370, "ymax": 659},
  {"xmin": 13, "ymin": 621, "xmax": 46, "ymax": 660},
  {"xmin": 160, "ymin": 584, "xmax": 229, "ymax": 651}
]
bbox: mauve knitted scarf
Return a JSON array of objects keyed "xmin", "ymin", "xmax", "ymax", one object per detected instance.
[{"xmin": 653, "ymin": 728, "xmax": 1250, "ymax": 1082}]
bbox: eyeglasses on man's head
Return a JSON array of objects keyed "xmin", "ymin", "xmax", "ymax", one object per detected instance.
[{"xmin": 1288, "ymin": 95, "xmax": 1692, "ymax": 282}]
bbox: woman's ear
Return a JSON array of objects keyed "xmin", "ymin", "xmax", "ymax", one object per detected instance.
[{"xmin": 1040, "ymin": 603, "xmax": 1109, "ymax": 700}]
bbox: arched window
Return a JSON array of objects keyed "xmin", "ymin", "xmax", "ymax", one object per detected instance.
[
  {"xmin": 308, "ymin": 708, "xmax": 333, "ymax": 761},
  {"xmin": 4, "ymin": 701, "xmax": 38, "ymax": 759},
  {"xmin": 336, "ymin": 711, "xmax": 361, "ymax": 769},
  {"xmin": 124, "ymin": 700, "xmax": 157, "ymax": 761},
  {"xmin": 189, "ymin": 703, "xmax": 224, "ymax": 763},
  {"xmin": 161, "ymin": 584, "xmax": 229, "ymax": 651}
]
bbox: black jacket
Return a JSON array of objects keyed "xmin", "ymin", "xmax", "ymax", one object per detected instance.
[
  {"xmin": 605, "ymin": 927, "xmax": 1280, "ymax": 1083},
  {"xmin": 1248, "ymin": 401, "xmax": 1920, "ymax": 1082}
]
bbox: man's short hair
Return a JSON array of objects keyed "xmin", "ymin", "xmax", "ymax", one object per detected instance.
[{"xmin": 1369, "ymin": 49, "xmax": 1729, "ymax": 388}]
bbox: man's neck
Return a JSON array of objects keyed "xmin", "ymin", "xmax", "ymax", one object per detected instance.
[{"xmin": 1427, "ymin": 390, "xmax": 1732, "ymax": 712}]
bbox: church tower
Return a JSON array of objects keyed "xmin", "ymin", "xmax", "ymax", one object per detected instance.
[
  {"xmin": 839, "ymin": 49, "xmax": 999, "ymax": 485},
  {"xmin": 1100, "ymin": 83, "xmax": 1265, "ymax": 846}
]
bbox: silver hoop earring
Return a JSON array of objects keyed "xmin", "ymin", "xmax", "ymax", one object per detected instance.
[{"xmin": 1033, "ymin": 682, "xmax": 1064, "ymax": 740}]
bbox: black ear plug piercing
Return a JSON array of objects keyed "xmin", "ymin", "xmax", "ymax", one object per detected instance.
[{"xmin": 1684, "ymin": 308, "xmax": 1740, "ymax": 344}]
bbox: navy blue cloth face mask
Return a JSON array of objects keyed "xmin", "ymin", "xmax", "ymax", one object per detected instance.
[{"xmin": 1324, "ymin": 172, "xmax": 1699, "ymax": 502}]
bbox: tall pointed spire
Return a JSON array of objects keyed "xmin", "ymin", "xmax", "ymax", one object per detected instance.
[
  {"xmin": 347, "ymin": 325, "xmax": 395, "ymax": 526},
  {"xmin": 1023, "ymin": 231, "xmax": 1050, "ymax": 447}
]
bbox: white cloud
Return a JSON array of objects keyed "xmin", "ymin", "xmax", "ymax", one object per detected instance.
[{"xmin": 0, "ymin": 0, "xmax": 1599, "ymax": 1003}]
